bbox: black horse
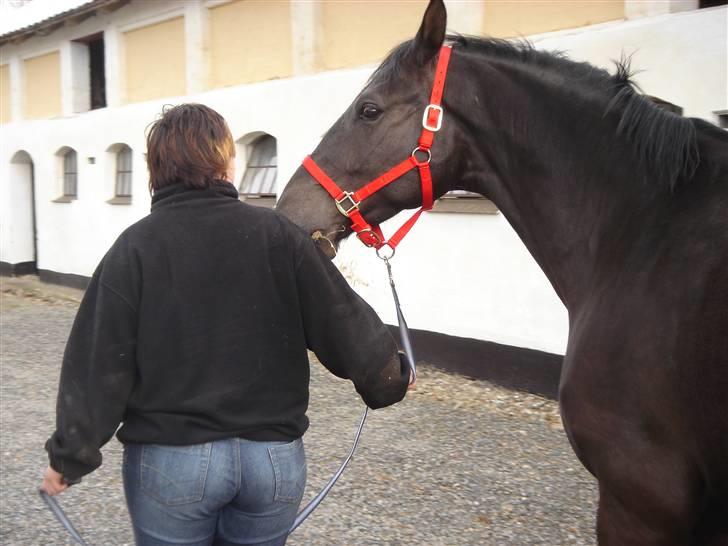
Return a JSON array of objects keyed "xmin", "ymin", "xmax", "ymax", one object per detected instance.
[{"xmin": 277, "ymin": 1, "xmax": 728, "ymax": 543}]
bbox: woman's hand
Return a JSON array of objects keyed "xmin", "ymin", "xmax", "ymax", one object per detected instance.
[{"xmin": 41, "ymin": 466, "xmax": 69, "ymax": 496}]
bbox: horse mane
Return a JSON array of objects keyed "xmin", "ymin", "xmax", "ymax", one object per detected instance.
[{"xmin": 374, "ymin": 35, "xmax": 699, "ymax": 189}]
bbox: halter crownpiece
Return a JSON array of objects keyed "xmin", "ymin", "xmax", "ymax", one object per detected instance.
[{"xmin": 303, "ymin": 45, "xmax": 453, "ymax": 252}]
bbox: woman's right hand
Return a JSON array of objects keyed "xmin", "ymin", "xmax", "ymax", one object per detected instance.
[{"xmin": 40, "ymin": 466, "xmax": 69, "ymax": 496}]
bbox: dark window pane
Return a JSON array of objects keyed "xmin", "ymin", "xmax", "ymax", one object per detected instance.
[
  {"xmin": 63, "ymin": 173, "xmax": 77, "ymax": 197},
  {"xmin": 63, "ymin": 150, "xmax": 77, "ymax": 197},
  {"xmin": 240, "ymin": 136, "xmax": 277, "ymax": 196},
  {"xmin": 89, "ymin": 36, "xmax": 106, "ymax": 109},
  {"xmin": 116, "ymin": 146, "xmax": 132, "ymax": 196}
]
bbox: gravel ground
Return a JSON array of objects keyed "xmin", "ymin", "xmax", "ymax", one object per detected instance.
[{"xmin": 0, "ymin": 277, "xmax": 597, "ymax": 545}]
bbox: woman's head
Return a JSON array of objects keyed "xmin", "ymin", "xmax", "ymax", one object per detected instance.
[{"xmin": 146, "ymin": 103, "xmax": 235, "ymax": 193}]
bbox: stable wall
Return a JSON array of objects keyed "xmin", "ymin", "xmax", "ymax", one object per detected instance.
[
  {"xmin": 483, "ymin": 0, "xmax": 625, "ymax": 37},
  {"xmin": 123, "ymin": 16, "xmax": 186, "ymax": 104},
  {"xmin": 0, "ymin": 64, "xmax": 10, "ymax": 124},
  {"xmin": 1, "ymin": 7, "xmax": 725, "ymax": 354},
  {"xmin": 208, "ymin": 0, "xmax": 293, "ymax": 88},
  {"xmin": 320, "ymin": 0, "xmax": 429, "ymax": 70},
  {"xmin": 22, "ymin": 50, "xmax": 62, "ymax": 120}
]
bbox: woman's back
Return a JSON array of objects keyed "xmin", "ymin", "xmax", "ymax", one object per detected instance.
[{"xmin": 43, "ymin": 104, "xmax": 409, "ymax": 546}]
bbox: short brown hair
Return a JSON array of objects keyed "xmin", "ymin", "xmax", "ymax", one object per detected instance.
[{"xmin": 146, "ymin": 103, "xmax": 235, "ymax": 193}]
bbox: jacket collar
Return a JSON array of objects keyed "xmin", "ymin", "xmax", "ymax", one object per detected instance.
[{"xmin": 151, "ymin": 181, "xmax": 239, "ymax": 210}]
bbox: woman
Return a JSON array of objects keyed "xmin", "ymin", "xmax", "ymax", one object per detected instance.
[{"xmin": 41, "ymin": 104, "xmax": 410, "ymax": 545}]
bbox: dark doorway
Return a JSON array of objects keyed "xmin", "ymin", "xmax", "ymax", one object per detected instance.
[
  {"xmin": 88, "ymin": 35, "xmax": 106, "ymax": 109},
  {"xmin": 75, "ymin": 33, "xmax": 106, "ymax": 110}
]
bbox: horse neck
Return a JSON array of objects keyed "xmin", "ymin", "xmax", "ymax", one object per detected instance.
[{"xmin": 450, "ymin": 55, "xmax": 663, "ymax": 309}]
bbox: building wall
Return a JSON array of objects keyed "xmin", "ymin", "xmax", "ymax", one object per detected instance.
[
  {"xmin": 529, "ymin": 5, "xmax": 727, "ymax": 122},
  {"xmin": 23, "ymin": 50, "xmax": 61, "ymax": 119},
  {"xmin": 209, "ymin": 0, "xmax": 293, "ymax": 88},
  {"xmin": 483, "ymin": 0, "xmax": 625, "ymax": 37},
  {"xmin": 0, "ymin": 64, "xmax": 10, "ymax": 124},
  {"xmin": 124, "ymin": 16, "xmax": 186, "ymax": 103},
  {"xmin": 1, "ymin": 5, "xmax": 725, "ymax": 354},
  {"xmin": 320, "ymin": 0, "xmax": 429, "ymax": 70}
]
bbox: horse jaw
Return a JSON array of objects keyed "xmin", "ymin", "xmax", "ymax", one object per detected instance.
[{"xmin": 276, "ymin": 172, "xmax": 349, "ymax": 260}]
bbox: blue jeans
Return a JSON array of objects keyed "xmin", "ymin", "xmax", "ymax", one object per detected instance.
[{"xmin": 122, "ymin": 437, "xmax": 306, "ymax": 546}]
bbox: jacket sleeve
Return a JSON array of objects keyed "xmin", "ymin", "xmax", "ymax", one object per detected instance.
[
  {"xmin": 292, "ymin": 232, "xmax": 409, "ymax": 409},
  {"xmin": 45, "ymin": 265, "xmax": 137, "ymax": 481}
]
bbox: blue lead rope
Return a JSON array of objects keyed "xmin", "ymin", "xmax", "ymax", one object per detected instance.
[
  {"xmin": 384, "ymin": 256, "xmax": 418, "ymax": 384},
  {"xmin": 288, "ymin": 405, "xmax": 369, "ymax": 534},
  {"xmin": 39, "ymin": 489, "xmax": 89, "ymax": 546},
  {"xmin": 288, "ymin": 256, "xmax": 417, "ymax": 533}
]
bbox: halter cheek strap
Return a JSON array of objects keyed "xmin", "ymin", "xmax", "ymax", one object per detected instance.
[{"xmin": 302, "ymin": 45, "xmax": 453, "ymax": 251}]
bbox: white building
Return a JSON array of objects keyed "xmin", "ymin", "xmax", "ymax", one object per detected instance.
[{"xmin": 1, "ymin": 0, "xmax": 726, "ymax": 362}]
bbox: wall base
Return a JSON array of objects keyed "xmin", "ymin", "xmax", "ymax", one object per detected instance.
[
  {"xmin": 2, "ymin": 265, "xmax": 563, "ymax": 398},
  {"xmin": 37, "ymin": 269, "xmax": 91, "ymax": 290},
  {"xmin": 0, "ymin": 261, "xmax": 37, "ymax": 276},
  {"xmin": 391, "ymin": 326, "xmax": 563, "ymax": 400}
]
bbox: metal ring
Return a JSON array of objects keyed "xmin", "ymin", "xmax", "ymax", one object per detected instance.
[
  {"xmin": 376, "ymin": 244, "xmax": 396, "ymax": 261},
  {"xmin": 411, "ymin": 147, "xmax": 432, "ymax": 166}
]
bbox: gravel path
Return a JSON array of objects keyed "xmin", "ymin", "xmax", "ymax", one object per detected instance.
[{"xmin": 0, "ymin": 277, "xmax": 597, "ymax": 545}]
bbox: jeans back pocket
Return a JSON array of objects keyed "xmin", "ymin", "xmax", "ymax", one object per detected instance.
[
  {"xmin": 268, "ymin": 438, "xmax": 306, "ymax": 504},
  {"xmin": 141, "ymin": 443, "xmax": 212, "ymax": 506}
]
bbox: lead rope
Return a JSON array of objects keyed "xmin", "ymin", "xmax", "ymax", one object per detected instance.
[
  {"xmin": 38, "ymin": 257, "xmax": 417, "ymax": 544},
  {"xmin": 289, "ymin": 251, "xmax": 416, "ymax": 535},
  {"xmin": 288, "ymin": 406, "xmax": 368, "ymax": 534},
  {"xmin": 38, "ymin": 489, "xmax": 88, "ymax": 546}
]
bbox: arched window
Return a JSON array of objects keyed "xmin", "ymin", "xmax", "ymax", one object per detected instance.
[
  {"xmin": 63, "ymin": 149, "xmax": 78, "ymax": 198},
  {"xmin": 238, "ymin": 134, "xmax": 276, "ymax": 207},
  {"xmin": 115, "ymin": 145, "xmax": 132, "ymax": 198},
  {"xmin": 53, "ymin": 147, "xmax": 78, "ymax": 203}
]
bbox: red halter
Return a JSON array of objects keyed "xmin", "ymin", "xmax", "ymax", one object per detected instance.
[{"xmin": 302, "ymin": 45, "xmax": 453, "ymax": 253}]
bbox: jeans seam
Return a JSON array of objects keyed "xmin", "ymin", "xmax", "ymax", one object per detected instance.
[
  {"xmin": 235, "ymin": 438, "xmax": 242, "ymax": 495},
  {"xmin": 198, "ymin": 442, "xmax": 211, "ymax": 502}
]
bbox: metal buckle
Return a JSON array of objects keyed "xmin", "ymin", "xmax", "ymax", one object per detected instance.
[
  {"xmin": 357, "ymin": 228, "xmax": 383, "ymax": 248},
  {"xmin": 422, "ymin": 104, "xmax": 443, "ymax": 132},
  {"xmin": 335, "ymin": 192, "xmax": 360, "ymax": 217}
]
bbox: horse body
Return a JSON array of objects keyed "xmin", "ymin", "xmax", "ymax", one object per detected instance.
[
  {"xmin": 277, "ymin": 1, "xmax": 728, "ymax": 542},
  {"xmin": 453, "ymin": 40, "xmax": 728, "ymax": 544}
]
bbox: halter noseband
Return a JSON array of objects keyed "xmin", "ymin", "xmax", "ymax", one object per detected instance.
[{"xmin": 302, "ymin": 45, "xmax": 453, "ymax": 253}]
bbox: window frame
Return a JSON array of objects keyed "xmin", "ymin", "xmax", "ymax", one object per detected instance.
[
  {"xmin": 105, "ymin": 143, "xmax": 133, "ymax": 205},
  {"xmin": 114, "ymin": 145, "xmax": 133, "ymax": 198},
  {"xmin": 52, "ymin": 147, "xmax": 78, "ymax": 203},
  {"xmin": 62, "ymin": 149, "xmax": 78, "ymax": 198},
  {"xmin": 237, "ymin": 133, "xmax": 277, "ymax": 208}
]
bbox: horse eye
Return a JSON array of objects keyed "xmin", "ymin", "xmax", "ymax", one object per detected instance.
[{"xmin": 359, "ymin": 103, "xmax": 382, "ymax": 121}]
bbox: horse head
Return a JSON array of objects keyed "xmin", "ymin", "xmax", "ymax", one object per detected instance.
[{"xmin": 277, "ymin": 0, "xmax": 473, "ymax": 258}]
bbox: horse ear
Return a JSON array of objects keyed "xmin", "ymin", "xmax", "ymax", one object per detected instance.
[{"xmin": 412, "ymin": 0, "xmax": 447, "ymax": 64}]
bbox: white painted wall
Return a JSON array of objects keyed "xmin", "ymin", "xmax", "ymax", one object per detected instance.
[
  {"xmin": 530, "ymin": 5, "xmax": 728, "ymax": 121},
  {"xmin": 1, "ymin": 6, "xmax": 725, "ymax": 355}
]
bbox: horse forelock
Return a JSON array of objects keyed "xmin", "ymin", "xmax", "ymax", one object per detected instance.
[{"xmin": 373, "ymin": 34, "xmax": 700, "ymax": 190}]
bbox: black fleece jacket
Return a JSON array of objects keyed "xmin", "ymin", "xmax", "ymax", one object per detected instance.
[{"xmin": 45, "ymin": 181, "xmax": 408, "ymax": 480}]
